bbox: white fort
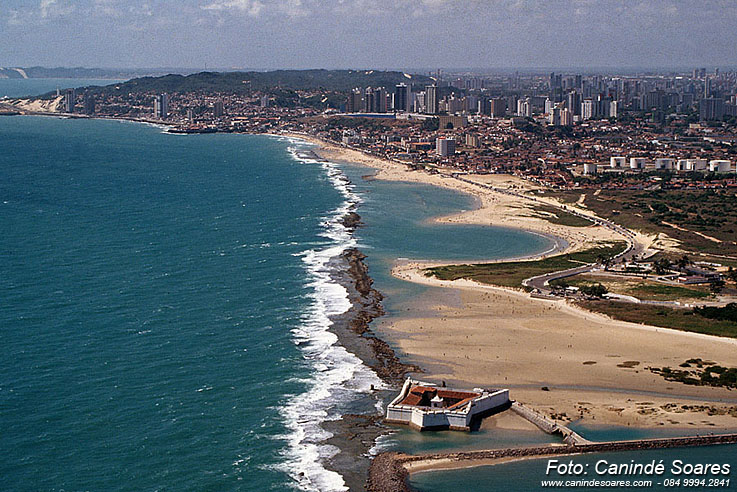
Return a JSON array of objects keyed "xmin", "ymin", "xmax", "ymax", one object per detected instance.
[{"xmin": 386, "ymin": 378, "xmax": 510, "ymax": 431}]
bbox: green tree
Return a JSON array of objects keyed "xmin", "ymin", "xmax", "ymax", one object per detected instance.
[
  {"xmin": 653, "ymin": 258, "xmax": 672, "ymax": 275},
  {"xmin": 580, "ymin": 283, "xmax": 608, "ymax": 298}
]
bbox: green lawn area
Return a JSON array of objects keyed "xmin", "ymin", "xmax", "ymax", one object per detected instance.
[
  {"xmin": 562, "ymin": 275, "xmax": 712, "ymax": 301},
  {"xmin": 577, "ymin": 300, "xmax": 737, "ymax": 338},
  {"xmin": 534, "ymin": 205, "xmax": 592, "ymax": 227},
  {"xmin": 425, "ymin": 242, "xmax": 627, "ymax": 289},
  {"xmin": 628, "ymin": 283, "xmax": 711, "ymax": 301}
]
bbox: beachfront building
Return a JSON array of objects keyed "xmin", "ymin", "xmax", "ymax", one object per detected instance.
[
  {"xmin": 436, "ymin": 137, "xmax": 456, "ymax": 156},
  {"xmin": 154, "ymin": 93, "xmax": 169, "ymax": 120},
  {"xmin": 386, "ymin": 378, "xmax": 510, "ymax": 431}
]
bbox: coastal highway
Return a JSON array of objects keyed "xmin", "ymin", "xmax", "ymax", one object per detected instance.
[{"xmin": 448, "ymin": 174, "xmax": 647, "ymax": 294}]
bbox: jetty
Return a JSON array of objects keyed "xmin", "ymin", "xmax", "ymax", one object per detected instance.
[
  {"xmin": 511, "ymin": 402, "xmax": 590, "ymax": 445},
  {"xmin": 367, "ymin": 433, "xmax": 737, "ymax": 492}
]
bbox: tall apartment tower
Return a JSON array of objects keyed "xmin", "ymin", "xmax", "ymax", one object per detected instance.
[
  {"xmin": 435, "ymin": 137, "xmax": 456, "ymax": 157},
  {"xmin": 64, "ymin": 89, "xmax": 75, "ymax": 113},
  {"xmin": 394, "ymin": 83, "xmax": 411, "ymax": 112},
  {"xmin": 363, "ymin": 87, "xmax": 375, "ymax": 113},
  {"xmin": 489, "ymin": 98, "xmax": 506, "ymax": 117},
  {"xmin": 373, "ymin": 87, "xmax": 387, "ymax": 113},
  {"xmin": 83, "ymin": 92, "xmax": 95, "ymax": 115},
  {"xmin": 425, "ymin": 85, "xmax": 438, "ymax": 115},
  {"xmin": 566, "ymin": 91, "xmax": 581, "ymax": 116},
  {"xmin": 346, "ymin": 89, "xmax": 364, "ymax": 113},
  {"xmin": 154, "ymin": 93, "xmax": 169, "ymax": 119}
]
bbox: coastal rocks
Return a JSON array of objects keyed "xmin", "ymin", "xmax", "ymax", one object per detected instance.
[
  {"xmin": 341, "ymin": 247, "xmax": 421, "ymax": 383},
  {"xmin": 340, "ymin": 211, "xmax": 363, "ymax": 231},
  {"xmin": 322, "ymin": 214, "xmax": 421, "ymax": 491},
  {"xmin": 366, "ymin": 452, "xmax": 411, "ymax": 492}
]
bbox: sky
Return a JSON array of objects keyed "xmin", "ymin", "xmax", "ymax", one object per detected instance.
[{"xmin": 2, "ymin": 0, "xmax": 737, "ymax": 70}]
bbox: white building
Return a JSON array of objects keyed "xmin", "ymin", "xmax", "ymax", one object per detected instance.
[
  {"xmin": 709, "ymin": 160, "xmax": 732, "ymax": 173},
  {"xmin": 610, "ymin": 156, "xmax": 626, "ymax": 168},
  {"xmin": 630, "ymin": 157, "xmax": 646, "ymax": 170},
  {"xmin": 517, "ymin": 98, "xmax": 532, "ymax": 117},
  {"xmin": 609, "ymin": 100, "xmax": 619, "ymax": 119},
  {"xmin": 689, "ymin": 159, "xmax": 708, "ymax": 171},
  {"xmin": 436, "ymin": 137, "xmax": 456, "ymax": 157},
  {"xmin": 583, "ymin": 163, "xmax": 598, "ymax": 175},
  {"xmin": 154, "ymin": 93, "xmax": 169, "ymax": 119},
  {"xmin": 386, "ymin": 378, "xmax": 510, "ymax": 431}
]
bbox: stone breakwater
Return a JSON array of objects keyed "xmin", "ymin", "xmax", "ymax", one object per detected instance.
[
  {"xmin": 366, "ymin": 434, "xmax": 737, "ymax": 492},
  {"xmin": 341, "ymin": 247, "xmax": 421, "ymax": 383}
]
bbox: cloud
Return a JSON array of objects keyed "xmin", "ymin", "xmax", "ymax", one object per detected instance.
[
  {"xmin": 39, "ymin": 0, "xmax": 74, "ymax": 19},
  {"xmin": 201, "ymin": 0, "xmax": 264, "ymax": 16}
]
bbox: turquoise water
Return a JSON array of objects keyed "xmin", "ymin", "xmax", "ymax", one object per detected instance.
[
  {"xmin": 0, "ymin": 113, "xmax": 556, "ymax": 491},
  {"xmin": 410, "ymin": 444, "xmax": 737, "ymax": 492},
  {"xmin": 0, "ymin": 78, "xmax": 123, "ymax": 98}
]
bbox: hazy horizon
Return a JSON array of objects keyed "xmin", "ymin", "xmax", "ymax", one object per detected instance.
[{"xmin": 3, "ymin": 1, "xmax": 737, "ymax": 71}]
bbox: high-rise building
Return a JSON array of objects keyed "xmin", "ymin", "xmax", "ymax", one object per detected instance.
[
  {"xmin": 581, "ymin": 99, "xmax": 595, "ymax": 120},
  {"xmin": 435, "ymin": 137, "xmax": 456, "ymax": 157},
  {"xmin": 373, "ymin": 87, "xmax": 387, "ymax": 113},
  {"xmin": 548, "ymin": 107, "xmax": 561, "ymax": 126},
  {"xmin": 490, "ymin": 98, "xmax": 506, "ymax": 117},
  {"xmin": 260, "ymin": 96, "xmax": 270, "ymax": 108},
  {"xmin": 83, "ymin": 92, "xmax": 95, "ymax": 115},
  {"xmin": 425, "ymin": 85, "xmax": 438, "ymax": 115},
  {"xmin": 394, "ymin": 83, "xmax": 411, "ymax": 112},
  {"xmin": 609, "ymin": 100, "xmax": 619, "ymax": 119},
  {"xmin": 154, "ymin": 93, "xmax": 169, "ymax": 119},
  {"xmin": 214, "ymin": 100, "xmax": 225, "ymax": 116},
  {"xmin": 516, "ymin": 98, "xmax": 532, "ymax": 117},
  {"xmin": 346, "ymin": 89, "xmax": 364, "ymax": 113},
  {"xmin": 64, "ymin": 89, "xmax": 75, "ymax": 113},
  {"xmin": 700, "ymin": 97, "xmax": 725, "ymax": 121},
  {"xmin": 560, "ymin": 108, "xmax": 573, "ymax": 126},
  {"xmin": 566, "ymin": 91, "xmax": 581, "ymax": 116}
]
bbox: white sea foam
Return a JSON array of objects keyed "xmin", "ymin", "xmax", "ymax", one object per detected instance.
[{"xmin": 274, "ymin": 140, "xmax": 385, "ymax": 492}]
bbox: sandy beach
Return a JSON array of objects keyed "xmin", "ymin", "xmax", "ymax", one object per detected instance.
[{"xmin": 287, "ymin": 132, "xmax": 737, "ymax": 432}]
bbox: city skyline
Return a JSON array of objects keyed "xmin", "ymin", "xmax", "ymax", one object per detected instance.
[{"xmin": 2, "ymin": 0, "xmax": 737, "ymax": 70}]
